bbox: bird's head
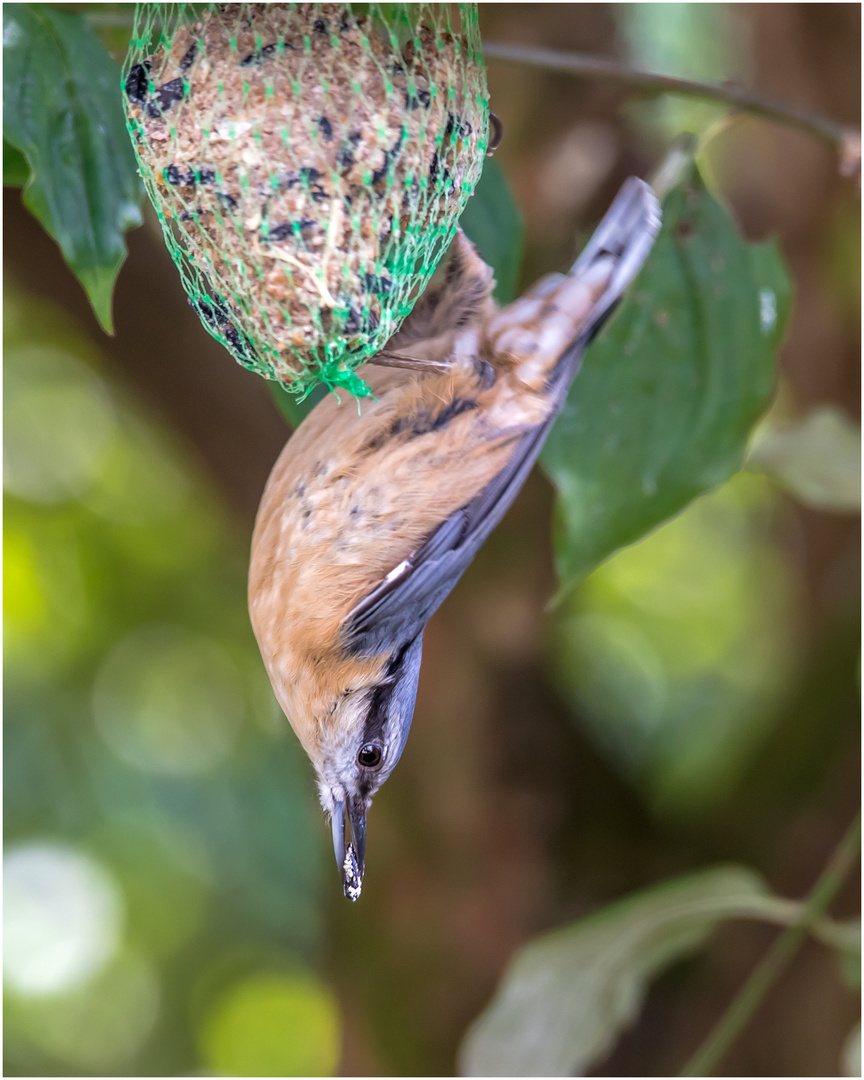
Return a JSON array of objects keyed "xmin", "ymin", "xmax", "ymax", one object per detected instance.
[{"xmin": 300, "ymin": 635, "xmax": 424, "ymax": 901}]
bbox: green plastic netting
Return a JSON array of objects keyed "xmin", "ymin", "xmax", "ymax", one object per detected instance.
[{"xmin": 123, "ymin": 2, "xmax": 489, "ymax": 398}]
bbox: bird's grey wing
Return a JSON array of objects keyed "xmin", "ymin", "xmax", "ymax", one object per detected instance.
[
  {"xmin": 342, "ymin": 177, "xmax": 661, "ymax": 657},
  {"xmin": 342, "ymin": 410, "xmax": 558, "ymax": 655}
]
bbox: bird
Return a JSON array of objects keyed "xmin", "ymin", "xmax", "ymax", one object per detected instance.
[{"xmin": 248, "ymin": 176, "xmax": 661, "ymax": 900}]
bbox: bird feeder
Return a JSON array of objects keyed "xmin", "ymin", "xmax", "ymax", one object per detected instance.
[{"xmin": 123, "ymin": 2, "xmax": 490, "ymax": 398}]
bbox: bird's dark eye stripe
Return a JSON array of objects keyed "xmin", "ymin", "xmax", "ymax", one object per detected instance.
[{"xmin": 357, "ymin": 742, "xmax": 383, "ymax": 769}]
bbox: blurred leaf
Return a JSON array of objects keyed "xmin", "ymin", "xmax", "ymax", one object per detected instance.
[
  {"xmin": 269, "ymin": 381, "xmax": 329, "ymax": 430},
  {"xmin": 552, "ymin": 472, "xmax": 798, "ymax": 816},
  {"xmin": 816, "ymin": 917, "xmax": 862, "ymax": 989},
  {"xmin": 4, "ymin": 285, "xmax": 328, "ymax": 1076},
  {"xmin": 842, "ymin": 1023, "xmax": 861, "ymax": 1078},
  {"xmin": 542, "ymin": 162, "xmax": 788, "ymax": 592},
  {"xmin": 3, "ymin": 4, "xmax": 143, "ymax": 332},
  {"xmin": 619, "ymin": 5, "xmax": 742, "ymax": 142},
  {"xmin": 746, "ymin": 407, "xmax": 861, "ymax": 512},
  {"xmin": 6, "ymin": 952, "xmax": 160, "ymax": 1074},
  {"xmin": 460, "ymin": 866, "xmax": 795, "ymax": 1077},
  {"xmin": 4, "ymin": 139, "xmax": 29, "ymax": 186},
  {"xmin": 459, "ymin": 158, "xmax": 524, "ymax": 303}
]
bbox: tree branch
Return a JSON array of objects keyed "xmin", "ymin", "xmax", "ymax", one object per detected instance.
[
  {"xmin": 482, "ymin": 42, "xmax": 861, "ymax": 176},
  {"xmin": 679, "ymin": 813, "xmax": 861, "ymax": 1077}
]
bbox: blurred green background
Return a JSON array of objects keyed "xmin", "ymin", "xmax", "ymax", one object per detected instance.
[{"xmin": 4, "ymin": 3, "xmax": 860, "ymax": 1076}]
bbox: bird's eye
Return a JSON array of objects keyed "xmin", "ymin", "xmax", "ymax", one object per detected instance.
[{"xmin": 357, "ymin": 742, "xmax": 383, "ymax": 769}]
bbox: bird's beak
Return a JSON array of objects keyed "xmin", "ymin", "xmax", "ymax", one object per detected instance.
[{"xmin": 331, "ymin": 797, "xmax": 367, "ymax": 901}]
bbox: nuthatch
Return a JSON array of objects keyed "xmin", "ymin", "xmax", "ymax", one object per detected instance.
[{"xmin": 249, "ymin": 177, "xmax": 661, "ymax": 899}]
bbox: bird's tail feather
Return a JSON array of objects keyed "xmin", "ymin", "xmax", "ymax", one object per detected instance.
[
  {"xmin": 569, "ymin": 176, "xmax": 662, "ymax": 338},
  {"xmin": 486, "ymin": 176, "xmax": 661, "ymax": 400}
]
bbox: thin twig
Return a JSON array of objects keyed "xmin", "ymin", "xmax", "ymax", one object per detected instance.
[
  {"xmin": 679, "ymin": 813, "xmax": 861, "ymax": 1077},
  {"xmin": 482, "ymin": 41, "xmax": 858, "ymax": 156},
  {"xmin": 649, "ymin": 134, "xmax": 697, "ymax": 199}
]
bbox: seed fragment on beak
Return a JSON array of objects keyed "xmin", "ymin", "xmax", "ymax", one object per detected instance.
[{"xmin": 343, "ymin": 842, "xmax": 362, "ymax": 901}]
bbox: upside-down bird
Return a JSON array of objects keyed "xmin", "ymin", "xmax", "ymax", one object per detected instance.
[{"xmin": 249, "ymin": 177, "xmax": 661, "ymax": 900}]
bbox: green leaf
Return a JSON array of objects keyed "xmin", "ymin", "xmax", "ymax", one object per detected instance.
[
  {"xmin": 541, "ymin": 163, "xmax": 789, "ymax": 592},
  {"xmin": 459, "ymin": 158, "xmax": 524, "ymax": 303},
  {"xmin": 460, "ymin": 866, "xmax": 795, "ymax": 1078},
  {"xmin": 4, "ymin": 139, "xmax": 29, "ymax": 186},
  {"xmin": 746, "ymin": 407, "xmax": 861, "ymax": 512},
  {"xmin": 3, "ymin": 4, "xmax": 143, "ymax": 332}
]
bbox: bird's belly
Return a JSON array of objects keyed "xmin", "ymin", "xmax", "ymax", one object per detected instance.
[{"xmin": 249, "ymin": 361, "xmax": 551, "ymax": 673}]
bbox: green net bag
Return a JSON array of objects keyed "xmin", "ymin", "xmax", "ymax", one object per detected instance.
[{"xmin": 123, "ymin": 2, "xmax": 489, "ymax": 398}]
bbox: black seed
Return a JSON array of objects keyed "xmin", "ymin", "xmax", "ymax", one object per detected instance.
[
  {"xmin": 344, "ymin": 307, "xmax": 363, "ymax": 334},
  {"xmin": 192, "ymin": 296, "xmax": 257, "ymax": 362},
  {"xmin": 337, "ymin": 132, "xmax": 362, "ymax": 171},
  {"xmin": 165, "ymin": 163, "xmax": 196, "ymax": 186},
  {"xmin": 146, "ymin": 77, "xmax": 186, "ymax": 117},
  {"xmin": 267, "ymin": 222, "xmax": 293, "ymax": 242},
  {"xmin": 191, "ymin": 297, "xmax": 214, "ymax": 324},
  {"xmin": 179, "ymin": 43, "xmax": 198, "ymax": 71},
  {"xmin": 265, "ymin": 219, "xmax": 317, "ymax": 242},
  {"xmin": 309, "ymin": 185, "xmax": 328, "ymax": 203},
  {"xmin": 125, "ymin": 61, "xmax": 151, "ymax": 104},
  {"xmin": 379, "ymin": 213, "xmax": 394, "ymax": 241},
  {"xmin": 192, "ymin": 296, "xmax": 230, "ymax": 326},
  {"xmin": 344, "ymin": 306, "xmax": 379, "ymax": 335},
  {"xmin": 216, "ymin": 192, "xmax": 238, "ymax": 210},
  {"xmin": 444, "ymin": 113, "xmax": 471, "ymax": 141},
  {"xmin": 196, "ymin": 168, "xmax": 216, "ymax": 184},
  {"xmin": 222, "ymin": 322, "xmax": 258, "ymax": 363},
  {"xmin": 371, "ymin": 127, "xmax": 405, "ymax": 185},
  {"xmin": 404, "ymin": 87, "xmax": 431, "ymax": 110},
  {"xmin": 313, "ymin": 18, "xmax": 327, "ymax": 33},
  {"xmin": 223, "ymin": 324, "xmax": 243, "ymax": 349},
  {"xmin": 283, "ymin": 167, "xmax": 322, "ymax": 190},
  {"xmin": 239, "ymin": 41, "xmax": 283, "ymax": 66},
  {"xmin": 364, "ymin": 272, "xmax": 392, "ymax": 295},
  {"xmin": 318, "ymin": 116, "xmax": 333, "ymax": 141},
  {"xmin": 429, "ymin": 153, "xmax": 450, "ymax": 189},
  {"xmin": 154, "ymin": 77, "xmax": 186, "ymax": 110}
]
